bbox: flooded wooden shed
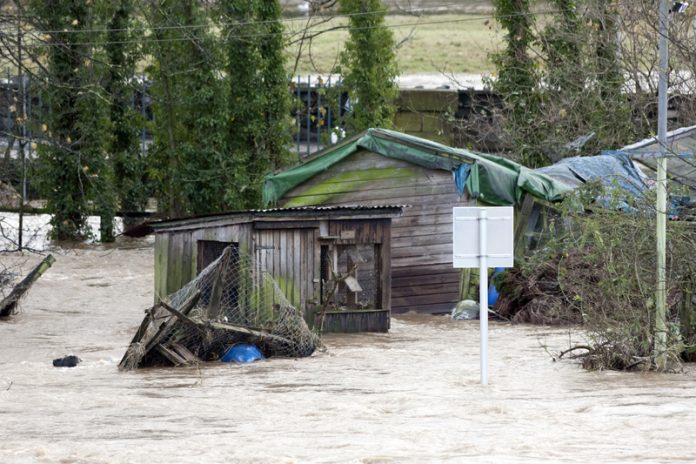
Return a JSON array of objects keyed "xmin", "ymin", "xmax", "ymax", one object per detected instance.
[
  {"xmin": 263, "ymin": 129, "xmax": 568, "ymax": 314},
  {"xmin": 150, "ymin": 205, "xmax": 402, "ymax": 332}
]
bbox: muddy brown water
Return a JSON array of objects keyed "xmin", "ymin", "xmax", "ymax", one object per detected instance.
[{"xmin": 2, "ymin": 245, "xmax": 696, "ymax": 463}]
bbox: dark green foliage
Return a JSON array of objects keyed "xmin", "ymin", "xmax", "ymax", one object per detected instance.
[
  {"xmin": 491, "ymin": 0, "xmax": 635, "ymax": 167},
  {"xmin": 258, "ymin": 0, "xmax": 296, "ymax": 172},
  {"xmin": 499, "ymin": 185, "xmax": 696, "ymax": 370},
  {"xmin": 536, "ymin": 0, "xmax": 633, "ymax": 161},
  {"xmin": 146, "ymin": 0, "xmax": 230, "ymax": 217},
  {"xmin": 490, "ymin": 0, "xmax": 537, "ymax": 99},
  {"xmin": 220, "ymin": 0, "xmax": 294, "ymax": 209},
  {"xmin": 104, "ymin": 0, "xmax": 147, "ymax": 225},
  {"xmin": 338, "ymin": 0, "xmax": 399, "ymax": 133},
  {"xmin": 489, "ymin": 0, "xmax": 543, "ymax": 166},
  {"xmin": 585, "ymin": 0, "xmax": 634, "ymax": 149},
  {"xmin": 29, "ymin": 0, "xmax": 115, "ymax": 241},
  {"xmin": 221, "ymin": 0, "xmax": 266, "ymax": 209}
]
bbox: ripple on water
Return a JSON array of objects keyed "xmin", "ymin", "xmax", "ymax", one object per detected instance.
[{"xmin": 2, "ymin": 247, "xmax": 696, "ymax": 463}]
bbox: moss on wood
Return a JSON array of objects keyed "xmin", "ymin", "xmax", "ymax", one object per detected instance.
[{"xmin": 283, "ymin": 167, "xmax": 417, "ymax": 207}]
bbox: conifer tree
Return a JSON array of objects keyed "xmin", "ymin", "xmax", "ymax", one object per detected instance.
[
  {"xmin": 220, "ymin": 0, "xmax": 270, "ymax": 209},
  {"xmin": 146, "ymin": 0, "xmax": 229, "ymax": 217},
  {"xmin": 338, "ymin": 0, "xmax": 399, "ymax": 133},
  {"xmin": 30, "ymin": 0, "xmax": 115, "ymax": 241},
  {"xmin": 258, "ymin": 0, "xmax": 295, "ymax": 172},
  {"xmin": 105, "ymin": 0, "xmax": 147, "ymax": 227}
]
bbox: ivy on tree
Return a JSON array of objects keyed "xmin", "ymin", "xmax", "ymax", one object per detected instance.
[
  {"xmin": 338, "ymin": 0, "xmax": 399, "ymax": 133},
  {"xmin": 146, "ymin": 0, "xmax": 230, "ymax": 217},
  {"xmin": 105, "ymin": 0, "xmax": 148, "ymax": 229},
  {"xmin": 491, "ymin": 0, "xmax": 634, "ymax": 167},
  {"xmin": 30, "ymin": 0, "xmax": 115, "ymax": 241},
  {"xmin": 220, "ymin": 0, "xmax": 294, "ymax": 209}
]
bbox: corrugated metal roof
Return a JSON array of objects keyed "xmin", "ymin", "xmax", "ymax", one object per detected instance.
[
  {"xmin": 622, "ymin": 125, "xmax": 696, "ymax": 151},
  {"xmin": 621, "ymin": 125, "xmax": 696, "ymax": 194},
  {"xmin": 248, "ymin": 205, "xmax": 407, "ymax": 213},
  {"xmin": 144, "ymin": 204, "xmax": 406, "ymax": 233}
]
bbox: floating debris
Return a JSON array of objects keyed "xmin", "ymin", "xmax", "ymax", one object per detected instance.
[
  {"xmin": 53, "ymin": 355, "xmax": 81, "ymax": 368},
  {"xmin": 0, "ymin": 254, "xmax": 55, "ymax": 318}
]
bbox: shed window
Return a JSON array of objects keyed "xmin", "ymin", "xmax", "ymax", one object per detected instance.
[{"xmin": 321, "ymin": 244, "xmax": 381, "ymax": 309}]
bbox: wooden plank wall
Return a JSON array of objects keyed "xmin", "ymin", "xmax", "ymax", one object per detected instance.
[
  {"xmin": 282, "ymin": 149, "xmax": 470, "ymax": 314},
  {"xmin": 327, "ymin": 219, "xmax": 391, "ymax": 311},
  {"xmin": 154, "ymin": 224, "xmax": 245, "ymax": 302},
  {"xmin": 320, "ymin": 309, "xmax": 390, "ymax": 333},
  {"xmin": 253, "ymin": 227, "xmax": 320, "ymax": 314}
]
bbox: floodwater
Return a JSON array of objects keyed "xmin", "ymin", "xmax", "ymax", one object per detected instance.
[{"xmin": 2, "ymin": 245, "xmax": 696, "ymax": 464}]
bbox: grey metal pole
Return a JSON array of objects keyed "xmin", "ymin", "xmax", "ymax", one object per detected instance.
[
  {"xmin": 327, "ymin": 75, "xmax": 333, "ymax": 143},
  {"xmin": 17, "ymin": 14, "xmax": 24, "ymax": 252},
  {"xmin": 316, "ymin": 78, "xmax": 321, "ymax": 150},
  {"xmin": 4, "ymin": 68, "xmax": 9, "ymax": 141},
  {"xmin": 306, "ymin": 75, "xmax": 310, "ymax": 157},
  {"xmin": 655, "ymin": 0, "xmax": 669, "ymax": 368},
  {"xmin": 479, "ymin": 208, "xmax": 488, "ymax": 385},
  {"xmin": 296, "ymin": 75, "xmax": 300, "ymax": 155}
]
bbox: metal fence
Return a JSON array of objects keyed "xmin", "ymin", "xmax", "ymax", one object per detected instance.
[
  {"xmin": 292, "ymin": 75, "xmax": 350, "ymax": 157},
  {"xmin": 0, "ymin": 72, "xmax": 348, "ymax": 166}
]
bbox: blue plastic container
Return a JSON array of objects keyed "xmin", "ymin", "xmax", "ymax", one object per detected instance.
[
  {"xmin": 221, "ymin": 344, "xmax": 264, "ymax": 363},
  {"xmin": 487, "ymin": 267, "xmax": 505, "ymax": 306},
  {"xmin": 488, "ymin": 283, "xmax": 499, "ymax": 306}
]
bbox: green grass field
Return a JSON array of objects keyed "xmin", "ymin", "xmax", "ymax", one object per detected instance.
[
  {"xmin": 286, "ymin": 14, "xmax": 503, "ymax": 75},
  {"xmin": 0, "ymin": 13, "xmax": 502, "ymax": 78}
]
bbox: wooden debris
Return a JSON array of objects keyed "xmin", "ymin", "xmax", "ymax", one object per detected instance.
[
  {"xmin": 118, "ymin": 290, "xmax": 201, "ymax": 370},
  {"xmin": 205, "ymin": 321, "xmax": 291, "ymax": 345},
  {"xmin": 156, "ymin": 344, "xmax": 189, "ymax": 366},
  {"xmin": 0, "ymin": 254, "xmax": 55, "ymax": 318},
  {"xmin": 160, "ymin": 300, "xmax": 293, "ymax": 346},
  {"xmin": 169, "ymin": 343, "xmax": 199, "ymax": 363}
]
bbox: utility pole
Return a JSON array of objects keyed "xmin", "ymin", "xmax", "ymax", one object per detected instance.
[
  {"xmin": 16, "ymin": 7, "xmax": 25, "ymax": 252},
  {"xmin": 655, "ymin": 0, "xmax": 670, "ymax": 369}
]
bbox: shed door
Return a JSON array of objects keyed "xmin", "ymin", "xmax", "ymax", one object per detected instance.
[{"xmin": 254, "ymin": 228, "xmax": 320, "ymax": 312}]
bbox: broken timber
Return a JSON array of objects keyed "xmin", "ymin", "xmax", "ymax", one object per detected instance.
[
  {"xmin": 118, "ymin": 290, "xmax": 201, "ymax": 370},
  {"xmin": 119, "ymin": 289, "xmax": 293, "ymax": 370},
  {"xmin": 0, "ymin": 254, "xmax": 55, "ymax": 318}
]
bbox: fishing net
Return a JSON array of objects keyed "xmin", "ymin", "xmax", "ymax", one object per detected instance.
[{"xmin": 120, "ymin": 246, "xmax": 319, "ymax": 370}]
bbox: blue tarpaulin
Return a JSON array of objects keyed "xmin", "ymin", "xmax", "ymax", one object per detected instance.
[
  {"xmin": 536, "ymin": 151, "xmax": 648, "ymax": 198},
  {"xmin": 453, "ymin": 164, "xmax": 471, "ymax": 197}
]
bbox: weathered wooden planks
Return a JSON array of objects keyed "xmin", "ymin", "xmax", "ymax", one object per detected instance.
[
  {"xmin": 281, "ymin": 151, "xmax": 470, "ymax": 314},
  {"xmin": 318, "ymin": 309, "xmax": 390, "ymax": 333},
  {"xmin": 152, "ymin": 207, "xmax": 399, "ymax": 330},
  {"xmin": 119, "ymin": 290, "xmax": 201, "ymax": 370}
]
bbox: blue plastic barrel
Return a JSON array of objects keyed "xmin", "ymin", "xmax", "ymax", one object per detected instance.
[{"xmin": 221, "ymin": 344, "xmax": 264, "ymax": 363}]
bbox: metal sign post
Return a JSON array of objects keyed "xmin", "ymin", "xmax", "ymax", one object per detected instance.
[
  {"xmin": 478, "ymin": 209, "xmax": 489, "ymax": 384},
  {"xmin": 453, "ymin": 206, "xmax": 514, "ymax": 385}
]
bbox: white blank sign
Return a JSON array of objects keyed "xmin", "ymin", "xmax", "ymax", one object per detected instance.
[{"xmin": 452, "ymin": 206, "xmax": 514, "ymax": 268}]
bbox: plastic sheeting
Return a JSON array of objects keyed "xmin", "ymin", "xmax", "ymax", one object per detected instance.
[
  {"xmin": 453, "ymin": 164, "xmax": 471, "ymax": 197},
  {"xmin": 536, "ymin": 151, "xmax": 648, "ymax": 198},
  {"xmin": 263, "ymin": 128, "xmax": 572, "ymax": 206}
]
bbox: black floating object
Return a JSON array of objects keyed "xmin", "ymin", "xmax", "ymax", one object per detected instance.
[{"xmin": 53, "ymin": 355, "xmax": 81, "ymax": 368}]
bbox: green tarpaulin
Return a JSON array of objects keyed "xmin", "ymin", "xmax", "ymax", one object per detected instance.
[{"xmin": 263, "ymin": 128, "xmax": 572, "ymax": 206}]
